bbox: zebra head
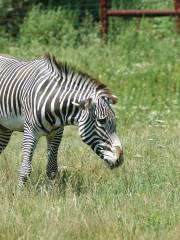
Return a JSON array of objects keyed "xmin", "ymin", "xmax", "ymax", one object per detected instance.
[{"xmin": 72, "ymin": 95, "xmax": 124, "ymax": 169}]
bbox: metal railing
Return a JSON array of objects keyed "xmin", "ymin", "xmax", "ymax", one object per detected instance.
[{"xmin": 100, "ymin": 0, "xmax": 180, "ymax": 37}]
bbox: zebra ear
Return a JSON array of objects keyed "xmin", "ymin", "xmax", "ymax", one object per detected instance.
[
  {"xmin": 108, "ymin": 95, "xmax": 118, "ymax": 104},
  {"xmin": 72, "ymin": 98, "xmax": 94, "ymax": 110}
]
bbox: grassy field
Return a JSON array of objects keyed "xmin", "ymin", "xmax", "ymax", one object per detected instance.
[
  {"xmin": 0, "ymin": 122, "xmax": 179, "ymax": 239},
  {"xmin": 0, "ymin": 4, "xmax": 180, "ymax": 239}
]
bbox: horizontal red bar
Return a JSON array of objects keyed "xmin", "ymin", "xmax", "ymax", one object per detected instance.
[{"xmin": 107, "ymin": 9, "xmax": 180, "ymax": 17}]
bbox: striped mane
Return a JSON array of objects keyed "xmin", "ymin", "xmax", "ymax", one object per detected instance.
[{"xmin": 44, "ymin": 53, "xmax": 112, "ymax": 97}]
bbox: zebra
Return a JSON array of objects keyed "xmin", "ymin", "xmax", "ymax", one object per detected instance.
[{"xmin": 0, "ymin": 53, "xmax": 124, "ymax": 188}]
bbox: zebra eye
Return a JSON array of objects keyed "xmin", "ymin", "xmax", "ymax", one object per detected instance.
[{"xmin": 98, "ymin": 118, "xmax": 106, "ymax": 124}]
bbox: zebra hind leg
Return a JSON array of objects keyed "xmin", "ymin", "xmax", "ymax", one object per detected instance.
[
  {"xmin": 46, "ymin": 127, "xmax": 64, "ymax": 180},
  {"xmin": 18, "ymin": 127, "xmax": 38, "ymax": 189},
  {"xmin": 0, "ymin": 127, "xmax": 13, "ymax": 154}
]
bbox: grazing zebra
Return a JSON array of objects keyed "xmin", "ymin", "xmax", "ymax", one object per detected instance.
[{"xmin": 0, "ymin": 53, "xmax": 123, "ymax": 188}]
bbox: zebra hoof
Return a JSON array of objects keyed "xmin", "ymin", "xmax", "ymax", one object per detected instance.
[
  {"xmin": 17, "ymin": 183, "xmax": 25, "ymax": 191},
  {"xmin": 47, "ymin": 171, "xmax": 57, "ymax": 180}
]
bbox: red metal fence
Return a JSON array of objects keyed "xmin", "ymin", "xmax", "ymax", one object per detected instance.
[{"xmin": 100, "ymin": 0, "xmax": 180, "ymax": 37}]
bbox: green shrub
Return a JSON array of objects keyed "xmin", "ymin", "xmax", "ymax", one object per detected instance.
[
  {"xmin": 0, "ymin": 0, "xmax": 33, "ymax": 37},
  {"xmin": 19, "ymin": 6, "xmax": 101, "ymax": 49},
  {"xmin": 20, "ymin": 6, "xmax": 78, "ymax": 47}
]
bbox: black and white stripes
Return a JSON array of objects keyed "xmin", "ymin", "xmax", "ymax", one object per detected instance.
[{"xmin": 0, "ymin": 53, "xmax": 123, "ymax": 188}]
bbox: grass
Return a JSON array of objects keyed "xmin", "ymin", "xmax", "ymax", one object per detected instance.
[
  {"xmin": 0, "ymin": 6, "xmax": 180, "ymax": 239},
  {"xmin": 0, "ymin": 121, "xmax": 179, "ymax": 240}
]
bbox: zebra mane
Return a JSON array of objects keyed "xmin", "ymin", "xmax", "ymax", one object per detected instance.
[{"xmin": 44, "ymin": 53, "xmax": 112, "ymax": 97}]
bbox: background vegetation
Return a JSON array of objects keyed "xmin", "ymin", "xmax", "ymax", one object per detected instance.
[{"xmin": 0, "ymin": 0, "xmax": 179, "ymax": 239}]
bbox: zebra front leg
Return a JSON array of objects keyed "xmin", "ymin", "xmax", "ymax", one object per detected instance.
[
  {"xmin": 18, "ymin": 128, "xmax": 38, "ymax": 189},
  {"xmin": 46, "ymin": 127, "xmax": 64, "ymax": 180}
]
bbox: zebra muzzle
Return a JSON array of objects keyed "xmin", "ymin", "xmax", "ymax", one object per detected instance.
[{"xmin": 115, "ymin": 146, "xmax": 124, "ymax": 166}]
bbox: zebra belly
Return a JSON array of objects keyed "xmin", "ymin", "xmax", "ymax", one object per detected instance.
[{"xmin": 0, "ymin": 115, "xmax": 24, "ymax": 131}]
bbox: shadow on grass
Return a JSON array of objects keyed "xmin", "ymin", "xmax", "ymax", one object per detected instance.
[{"xmin": 30, "ymin": 167, "xmax": 87, "ymax": 196}]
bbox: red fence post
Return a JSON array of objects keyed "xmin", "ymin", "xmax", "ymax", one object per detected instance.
[
  {"xmin": 174, "ymin": 0, "xmax": 180, "ymax": 31},
  {"xmin": 100, "ymin": 0, "xmax": 108, "ymax": 40}
]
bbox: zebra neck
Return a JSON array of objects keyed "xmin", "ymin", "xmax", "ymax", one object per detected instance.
[{"xmin": 61, "ymin": 91, "xmax": 96, "ymax": 126}]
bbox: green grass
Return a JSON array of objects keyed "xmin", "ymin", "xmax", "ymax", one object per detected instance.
[
  {"xmin": 0, "ymin": 6, "xmax": 180, "ymax": 239},
  {"xmin": 0, "ymin": 122, "xmax": 179, "ymax": 240}
]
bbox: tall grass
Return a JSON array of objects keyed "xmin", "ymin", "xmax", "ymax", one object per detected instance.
[
  {"xmin": 0, "ymin": 5, "xmax": 179, "ymax": 240},
  {"xmin": 0, "ymin": 124, "xmax": 179, "ymax": 239}
]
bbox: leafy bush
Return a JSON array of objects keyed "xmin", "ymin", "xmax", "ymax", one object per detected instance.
[
  {"xmin": 20, "ymin": 6, "xmax": 78, "ymax": 47},
  {"xmin": 0, "ymin": 0, "xmax": 33, "ymax": 36},
  {"xmin": 19, "ymin": 6, "xmax": 100, "ymax": 48}
]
